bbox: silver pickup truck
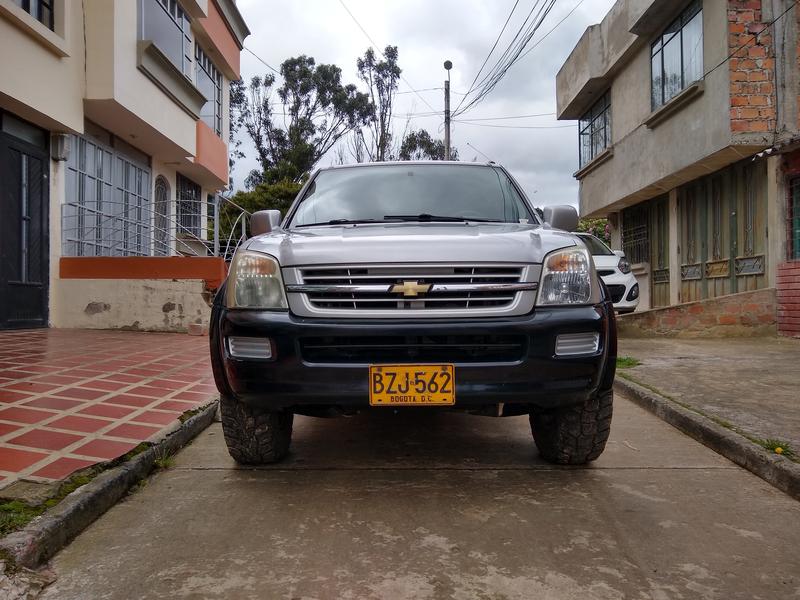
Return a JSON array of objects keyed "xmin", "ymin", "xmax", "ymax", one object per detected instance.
[{"xmin": 210, "ymin": 161, "xmax": 617, "ymax": 465}]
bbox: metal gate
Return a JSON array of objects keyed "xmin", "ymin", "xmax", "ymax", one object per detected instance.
[{"xmin": 678, "ymin": 159, "xmax": 767, "ymax": 302}]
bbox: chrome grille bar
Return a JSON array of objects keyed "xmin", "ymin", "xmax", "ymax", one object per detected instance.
[
  {"xmin": 287, "ymin": 263, "xmax": 538, "ymax": 317},
  {"xmin": 286, "ymin": 282, "xmax": 537, "ymax": 294}
]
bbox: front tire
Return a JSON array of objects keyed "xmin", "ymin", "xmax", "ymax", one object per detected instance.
[
  {"xmin": 530, "ymin": 389, "xmax": 613, "ymax": 465},
  {"xmin": 220, "ymin": 396, "xmax": 293, "ymax": 464}
]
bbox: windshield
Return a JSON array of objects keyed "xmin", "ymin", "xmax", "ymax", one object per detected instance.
[
  {"xmin": 288, "ymin": 164, "xmax": 536, "ymax": 227},
  {"xmin": 579, "ymin": 234, "xmax": 614, "ymax": 256}
]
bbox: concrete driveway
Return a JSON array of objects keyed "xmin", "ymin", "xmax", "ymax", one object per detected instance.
[{"xmin": 42, "ymin": 396, "xmax": 800, "ymax": 599}]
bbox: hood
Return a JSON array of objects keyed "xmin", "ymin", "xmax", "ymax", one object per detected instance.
[
  {"xmin": 591, "ymin": 254, "xmax": 620, "ymax": 269},
  {"xmin": 243, "ymin": 222, "xmax": 577, "ymax": 266}
]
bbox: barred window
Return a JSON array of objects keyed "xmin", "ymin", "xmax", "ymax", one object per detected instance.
[
  {"xmin": 578, "ymin": 92, "xmax": 611, "ymax": 169},
  {"xmin": 791, "ymin": 177, "xmax": 800, "ymax": 260},
  {"xmin": 63, "ymin": 136, "xmax": 152, "ymax": 257},
  {"xmin": 195, "ymin": 44, "xmax": 223, "ymax": 136},
  {"xmin": 12, "ymin": 0, "xmax": 54, "ymax": 30},
  {"xmin": 651, "ymin": 0, "xmax": 703, "ymax": 110},
  {"xmin": 622, "ymin": 204, "xmax": 649, "ymax": 265},
  {"xmin": 176, "ymin": 173, "xmax": 201, "ymax": 237}
]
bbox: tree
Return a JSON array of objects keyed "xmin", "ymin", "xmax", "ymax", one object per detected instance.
[
  {"xmin": 228, "ymin": 79, "xmax": 247, "ymax": 190},
  {"xmin": 577, "ymin": 218, "xmax": 610, "ymax": 244},
  {"xmin": 398, "ymin": 129, "xmax": 459, "ymax": 161},
  {"xmin": 355, "ymin": 46, "xmax": 401, "ymax": 162},
  {"xmin": 236, "ymin": 56, "xmax": 372, "ymax": 185},
  {"xmin": 219, "ymin": 180, "xmax": 304, "ymax": 244}
]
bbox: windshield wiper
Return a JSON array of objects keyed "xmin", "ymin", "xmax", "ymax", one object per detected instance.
[
  {"xmin": 383, "ymin": 214, "xmax": 502, "ymax": 223},
  {"xmin": 294, "ymin": 219, "xmax": 385, "ymax": 228}
]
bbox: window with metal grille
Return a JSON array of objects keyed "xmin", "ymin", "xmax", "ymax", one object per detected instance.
[
  {"xmin": 139, "ymin": 0, "xmax": 193, "ymax": 79},
  {"xmin": 578, "ymin": 92, "xmax": 611, "ymax": 168},
  {"xmin": 195, "ymin": 44, "xmax": 223, "ymax": 136},
  {"xmin": 153, "ymin": 175, "xmax": 170, "ymax": 256},
  {"xmin": 12, "ymin": 0, "xmax": 54, "ymax": 30},
  {"xmin": 651, "ymin": 0, "xmax": 703, "ymax": 110},
  {"xmin": 63, "ymin": 136, "xmax": 152, "ymax": 257},
  {"xmin": 176, "ymin": 173, "xmax": 201, "ymax": 237},
  {"xmin": 791, "ymin": 177, "xmax": 800, "ymax": 260},
  {"xmin": 622, "ymin": 204, "xmax": 650, "ymax": 264}
]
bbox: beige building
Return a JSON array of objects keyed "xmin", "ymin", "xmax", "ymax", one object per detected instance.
[
  {"xmin": 557, "ymin": 0, "xmax": 799, "ymax": 324},
  {"xmin": 0, "ymin": 0, "xmax": 249, "ymax": 331}
]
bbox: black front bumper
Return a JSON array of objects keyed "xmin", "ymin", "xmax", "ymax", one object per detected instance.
[{"xmin": 210, "ymin": 301, "xmax": 617, "ymax": 412}]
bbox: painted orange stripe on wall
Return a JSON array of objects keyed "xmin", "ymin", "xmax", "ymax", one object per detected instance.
[{"xmin": 60, "ymin": 257, "xmax": 228, "ymax": 289}]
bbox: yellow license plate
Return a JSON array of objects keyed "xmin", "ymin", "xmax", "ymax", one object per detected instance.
[{"xmin": 369, "ymin": 364, "xmax": 455, "ymax": 406}]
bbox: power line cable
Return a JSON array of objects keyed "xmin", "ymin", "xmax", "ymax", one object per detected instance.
[
  {"xmin": 458, "ymin": 112, "xmax": 556, "ymax": 122},
  {"xmin": 454, "ymin": 120, "xmax": 574, "ymax": 129},
  {"xmin": 454, "ymin": 0, "xmax": 558, "ymax": 117},
  {"xmin": 243, "ymin": 46, "xmax": 280, "ymax": 74},
  {"xmin": 337, "ymin": 0, "xmax": 439, "ymax": 114},
  {"xmin": 459, "ymin": 0, "xmax": 521, "ymax": 104},
  {"xmin": 703, "ymin": 0, "xmax": 798, "ymax": 79},
  {"xmin": 517, "ymin": 0, "xmax": 587, "ymax": 62}
]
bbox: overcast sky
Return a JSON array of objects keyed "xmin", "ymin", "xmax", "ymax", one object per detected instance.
[{"xmin": 233, "ymin": 0, "xmax": 617, "ymax": 211}]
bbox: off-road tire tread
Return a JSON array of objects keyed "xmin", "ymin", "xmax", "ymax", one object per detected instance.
[
  {"xmin": 530, "ymin": 390, "xmax": 613, "ymax": 465},
  {"xmin": 220, "ymin": 396, "xmax": 293, "ymax": 464}
]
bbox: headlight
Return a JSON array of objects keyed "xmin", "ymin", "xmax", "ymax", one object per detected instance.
[
  {"xmin": 618, "ymin": 256, "xmax": 632, "ymax": 274},
  {"xmin": 538, "ymin": 248, "xmax": 593, "ymax": 305},
  {"xmin": 226, "ymin": 250, "xmax": 288, "ymax": 309}
]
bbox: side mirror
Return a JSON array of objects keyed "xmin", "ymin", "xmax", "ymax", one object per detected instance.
[
  {"xmin": 543, "ymin": 205, "xmax": 579, "ymax": 232},
  {"xmin": 613, "ymin": 250, "xmax": 625, "ymax": 258},
  {"xmin": 250, "ymin": 210, "xmax": 282, "ymax": 237}
]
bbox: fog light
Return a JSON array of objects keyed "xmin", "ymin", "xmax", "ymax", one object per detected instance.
[
  {"xmin": 555, "ymin": 332, "xmax": 599, "ymax": 356},
  {"xmin": 227, "ymin": 337, "xmax": 273, "ymax": 360},
  {"xmin": 626, "ymin": 283, "xmax": 639, "ymax": 301}
]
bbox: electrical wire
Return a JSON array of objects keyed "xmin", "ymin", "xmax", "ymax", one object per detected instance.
[
  {"xmin": 243, "ymin": 46, "xmax": 280, "ymax": 74},
  {"xmin": 454, "ymin": 0, "xmax": 558, "ymax": 117},
  {"xmin": 516, "ymin": 0, "xmax": 587, "ymax": 62},
  {"xmin": 337, "ymin": 0, "xmax": 439, "ymax": 114},
  {"xmin": 459, "ymin": 0, "xmax": 521, "ymax": 105},
  {"xmin": 458, "ymin": 112, "xmax": 556, "ymax": 122},
  {"xmin": 703, "ymin": 0, "xmax": 798, "ymax": 80},
  {"xmin": 453, "ymin": 120, "xmax": 574, "ymax": 129}
]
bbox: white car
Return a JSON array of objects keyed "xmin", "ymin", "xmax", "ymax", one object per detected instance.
[{"xmin": 576, "ymin": 233, "xmax": 639, "ymax": 314}]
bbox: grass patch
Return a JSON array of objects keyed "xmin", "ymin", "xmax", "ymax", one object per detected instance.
[
  {"xmin": 755, "ymin": 438, "xmax": 796, "ymax": 459},
  {"xmin": 616, "ymin": 356, "xmax": 641, "ymax": 369},
  {"xmin": 0, "ymin": 444, "xmax": 152, "ymax": 539},
  {"xmin": 153, "ymin": 448, "xmax": 175, "ymax": 470},
  {"xmin": 0, "ymin": 472, "xmax": 96, "ymax": 537}
]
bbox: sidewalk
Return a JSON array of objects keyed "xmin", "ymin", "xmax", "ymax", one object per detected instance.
[
  {"xmin": 0, "ymin": 329, "xmax": 217, "ymax": 489},
  {"xmin": 617, "ymin": 336, "xmax": 800, "ymax": 452}
]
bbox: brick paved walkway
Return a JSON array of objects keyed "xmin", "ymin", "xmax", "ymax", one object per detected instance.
[{"xmin": 0, "ymin": 329, "xmax": 216, "ymax": 488}]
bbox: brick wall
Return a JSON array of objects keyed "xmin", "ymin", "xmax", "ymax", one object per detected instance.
[
  {"xmin": 617, "ymin": 288, "xmax": 776, "ymax": 338},
  {"xmin": 728, "ymin": 0, "xmax": 777, "ymax": 134},
  {"xmin": 777, "ymin": 261, "xmax": 800, "ymax": 337}
]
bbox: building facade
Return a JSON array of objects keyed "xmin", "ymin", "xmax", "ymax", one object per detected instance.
[
  {"xmin": 557, "ymin": 0, "xmax": 800, "ymax": 336},
  {"xmin": 0, "ymin": 0, "xmax": 248, "ymax": 331}
]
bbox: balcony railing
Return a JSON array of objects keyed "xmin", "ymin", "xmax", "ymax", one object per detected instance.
[{"xmin": 62, "ymin": 194, "xmax": 250, "ymax": 261}]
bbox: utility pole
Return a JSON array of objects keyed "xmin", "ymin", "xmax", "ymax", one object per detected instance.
[{"xmin": 443, "ymin": 60, "xmax": 452, "ymax": 160}]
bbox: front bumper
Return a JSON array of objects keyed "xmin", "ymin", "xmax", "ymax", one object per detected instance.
[
  {"xmin": 210, "ymin": 301, "xmax": 617, "ymax": 412},
  {"xmin": 600, "ymin": 271, "xmax": 639, "ymax": 313}
]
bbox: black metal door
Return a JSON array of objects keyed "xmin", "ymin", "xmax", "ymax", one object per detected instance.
[{"xmin": 0, "ymin": 133, "xmax": 49, "ymax": 329}]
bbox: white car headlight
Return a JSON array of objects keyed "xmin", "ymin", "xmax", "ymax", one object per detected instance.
[
  {"xmin": 538, "ymin": 247, "xmax": 594, "ymax": 305},
  {"xmin": 226, "ymin": 250, "xmax": 288, "ymax": 310}
]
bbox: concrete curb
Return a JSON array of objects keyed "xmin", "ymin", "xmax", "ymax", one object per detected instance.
[
  {"xmin": 615, "ymin": 377, "xmax": 800, "ymax": 501},
  {"xmin": 0, "ymin": 401, "xmax": 219, "ymax": 569}
]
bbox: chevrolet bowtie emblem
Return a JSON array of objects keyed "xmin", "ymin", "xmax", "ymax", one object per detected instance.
[{"xmin": 390, "ymin": 281, "xmax": 432, "ymax": 297}]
